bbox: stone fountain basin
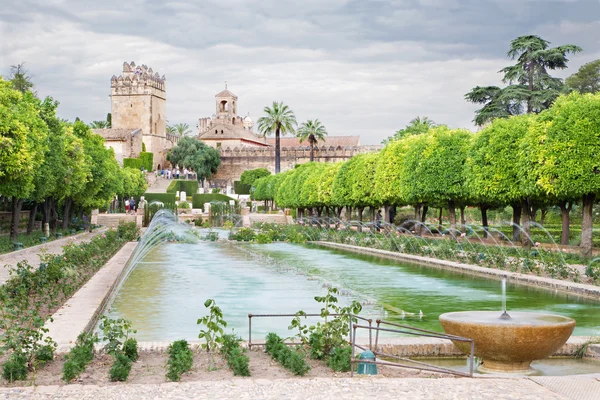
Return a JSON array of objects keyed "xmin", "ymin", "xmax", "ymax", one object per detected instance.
[{"xmin": 439, "ymin": 311, "xmax": 576, "ymax": 373}]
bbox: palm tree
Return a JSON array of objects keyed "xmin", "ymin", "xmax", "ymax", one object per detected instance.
[
  {"xmin": 166, "ymin": 124, "xmax": 177, "ymax": 135},
  {"xmin": 257, "ymin": 102, "xmax": 297, "ymax": 173},
  {"xmin": 296, "ymin": 119, "xmax": 328, "ymax": 161},
  {"xmin": 89, "ymin": 120, "xmax": 109, "ymax": 129},
  {"xmin": 174, "ymin": 123, "xmax": 192, "ymax": 136}
]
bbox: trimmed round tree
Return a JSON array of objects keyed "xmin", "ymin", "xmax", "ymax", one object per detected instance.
[{"xmin": 523, "ymin": 92, "xmax": 600, "ymax": 257}]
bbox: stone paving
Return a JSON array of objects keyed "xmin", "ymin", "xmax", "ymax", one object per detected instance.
[
  {"xmin": 44, "ymin": 242, "xmax": 138, "ymax": 352},
  {"xmin": 0, "ymin": 229, "xmax": 107, "ymax": 285},
  {"xmin": 1, "ymin": 376, "xmax": 591, "ymax": 400}
]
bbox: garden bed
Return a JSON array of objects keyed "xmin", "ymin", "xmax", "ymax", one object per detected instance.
[{"xmin": 0, "ymin": 348, "xmax": 445, "ymax": 387}]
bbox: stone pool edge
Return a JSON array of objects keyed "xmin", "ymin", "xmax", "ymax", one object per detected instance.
[
  {"xmin": 44, "ymin": 241, "xmax": 138, "ymax": 352},
  {"xmin": 314, "ymin": 241, "xmax": 600, "ymax": 300}
]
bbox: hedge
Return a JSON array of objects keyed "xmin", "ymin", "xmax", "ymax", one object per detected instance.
[
  {"xmin": 192, "ymin": 193, "xmax": 235, "ymax": 209},
  {"xmin": 143, "ymin": 193, "xmax": 177, "ymax": 207},
  {"xmin": 166, "ymin": 180, "xmax": 199, "ymax": 195},
  {"xmin": 139, "ymin": 152, "xmax": 153, "ymax": 171},
  {"xmin": 123, "ymin": 158, "xmax": 143, "ymax": 170},
  {"xmin": 233, "ymin": 181, "xmax": 252, "ymax": 195}
]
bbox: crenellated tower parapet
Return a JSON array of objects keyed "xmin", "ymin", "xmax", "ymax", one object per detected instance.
[{"xmin": 111, "ymin": 61, "xmax": 166, "ymax": 99}]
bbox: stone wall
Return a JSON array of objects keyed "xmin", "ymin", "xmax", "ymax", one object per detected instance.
[{"xmin": 212, "ymin": 145, "xmax": 381, "ymax": 183}]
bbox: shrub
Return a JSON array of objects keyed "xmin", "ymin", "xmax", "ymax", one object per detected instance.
[
  {"xmin": 2, "ymin": 354, "xmax": 28, "ymax": 382},
  {"xmin": 194, "ymin": 217, "xmax": 203, "ymax": 226},
  {"xmin": 99, "ymin": 316, "xmax": 137, "ymax": 356},
  {"xmin": 139, "ymin": 152, "xmax": 154, "ymax": 171},
  {"xmin": 62, "ymin": 332, "xmax": 98, "ymax": 382},
  {"xmin": 228, "ymin": 227, "xmax": 256, "ymax": 242},
  {"xmin": 233, "ymin": 181, "xmax": 252, "ymax": 195},
  {"xmin": 220, "ymin": 334, "xmax": 250, "ymax": 377},
  {"xmin": 178, "ymin": 201, "xmax": 191, "ymax": 210},
  {"xmin": 328, "ymin": 346, "xmax": 352, "ymax": 372},
  {"xmin": 192, "ymin": 193, "xmax": 234, "ymax": 209},
  {"xmin": 255, "ymin": 232, "xmax": 273, "ymax": 244},
  {"xmin": 166, "ymin": 340, "xmax": 194, "ymax": 381},
  {"xmin": 109, "ymin": 352, "xmax": 132, "ymax": 382},
  {"xmin": 264, "ymin": 332, "xmax": 310, "ymax": 376},
  {"xmin": 143, "ymin": 193, "xmax": 177, "ymax": 208},
  {"xmin": 123, "ymin": 338, "xmax": 139, "ymax": 362},
  {"xmin": 35, "ymin": 344, "xmax": 55, "ymax": 365},
  {"xmin": 167, "ymin": 180, "xmax": 199, "ymax": 195},
  {"xmin": 123, "ymin": 158, "xmax": 143, "ymax": 170}
]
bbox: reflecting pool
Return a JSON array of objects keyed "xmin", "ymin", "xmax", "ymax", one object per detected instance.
[{"xmin": 106, "ymin": 241, "xmax": 600, "ymax": 341}]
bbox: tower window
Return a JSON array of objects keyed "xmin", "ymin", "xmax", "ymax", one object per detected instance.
[
  {"xmin": 215, "ymin": 130, "xmax": 218, "ymax": 134},
  {"xmin": 217, "ymin": 142, "xmax": 222, "ymax": 148},
  {"xmin": 221, "ymin": 130, "xmax": 224, "ymax": 134}
]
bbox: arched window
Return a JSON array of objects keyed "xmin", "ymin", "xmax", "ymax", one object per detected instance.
[
  {"xmin": 221, "ymin": 130, "xmax": 224, "ymax": 134},
  {"xmin": 220, "ymin": 100, "xmax": 228, "ymax": 112},
  {"xmin": 215, "ymin": 129, "xmax": 218, "ymax": 134},
  {"xmin": 232, "ymin": 118, "xmax": 235, "ymax": 125}
]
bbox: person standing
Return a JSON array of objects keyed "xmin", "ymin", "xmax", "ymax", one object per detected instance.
[
  {"xmin": 125, "ymin": 198, "xmax": 130, "ymax": 214},
  {"xmin": 375, "ymin": 210, "xmax": 382, "ymax": 232},
  {"xmin": 129, "ymin": 197, "xmax": 136, "ymax": 215},
  {"xmin": 176, "ymin": 167, "xmax": 180, "ymax": 179}
]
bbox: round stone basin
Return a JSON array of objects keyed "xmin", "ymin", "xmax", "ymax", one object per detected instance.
[{"xmin": 439, "ymin": 311, "xmax": 576, "ymax": 373}]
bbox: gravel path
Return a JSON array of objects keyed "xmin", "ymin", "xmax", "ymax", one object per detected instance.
[
  {"xmin": 0, "ymin": 376, "xmax": 579, "ymax": 400},
  {"xmin": 0, "ymin": 229, "xmax": 106, "ymax": 285}
]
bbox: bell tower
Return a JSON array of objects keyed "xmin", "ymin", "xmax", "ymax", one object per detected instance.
[{"xmin": 215, "ymin": 83, "xmax": 238, "ymax": 118}]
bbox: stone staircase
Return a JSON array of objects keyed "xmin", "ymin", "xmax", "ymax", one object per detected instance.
[
  {"xmin": 146, "ymin": 176, "xmax": 172, "ymax": 193},
  {"xmin": 97, "ymin": 213, "xmax": 138, "ymax": 228}
]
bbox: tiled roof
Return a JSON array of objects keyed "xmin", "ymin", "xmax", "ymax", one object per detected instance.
[
  {"xmin": 266, "ymin": 136, "xmax": 360, "ymax": 148},
  {"xmin": 199, "ymin": 123, "xmax": 267, "ymax": 146},
  {"xmin": 92, "ymin": 128, "xmax": 141, "ymax": 140},
  {"xmin": 215, "ymin": 89, "xmax": 237, "ymax": 98}
]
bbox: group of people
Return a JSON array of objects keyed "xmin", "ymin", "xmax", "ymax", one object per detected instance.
[
  {"xmin": 125, "ymin": 197, "xmax": 136, "ymax": 215},
  {"xmin": 161, "ymin": 167, "xmax": 193, "ymax": 180}
]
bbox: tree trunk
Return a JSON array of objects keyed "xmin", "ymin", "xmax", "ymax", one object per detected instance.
[
  {"xmin": 580, "ymin": 193, "xmax": 595, "ymax": 258},
  {"xmin": 521, "ymin": 200, "xmax": 531, "ymax": 248},
  {"xmin": 438, "ymin": 208, "xmax": 443, "ymax": 231},
  {"xmin": 336, "ymin": 207, "xmax": 343, "ymax": 219},
  {"xmin": 62, "ymin": 198, "xmax": 72, "ymax": 230},
  {"xmin": 540, "ymin": 208, "xmax": 548, "ymax": 226},
  {"xmin": 316, "ymin": 207, "xmax": 322, "ymax": 217},
  {"xmin": 27, "ymin": 202, "xmax": 38, "ymax": 235},
  {"xmin": 512, "ymin": 204, "xmax": 522, "ymax": 242},
  {"xmin": 42, "ymin": 199, "xmax": 50, "ymax": 228},
  {"xmin": 370, "ymin": 208, "xmax": 375, "ymax": 222},
  {"xmin": 480, "ymin": 205, "xmax": 488, "ymax": 239},
  {"xmin": 10, "ymin": 197, "xmax": 24, "ymax": 242},
  {"xmin": 460, "ymin": 205, "xmax": 466, "ymax": 233},
  {"xmin": 419, "ymin": 205, "xmax": 428, "ymax": 236},
  {"xmin": 50, "ymin": 200, "xmax": 58, "ymax": 235},
  {"xmin": 414, "ymin": 204, "xmax": 421, "ymax": 220},
  {"xmin": 448, "ymin": 200, "xmax": 457, "ymax": 232},
  {"xmin": 559, "ymin": 201, "xmax": 572, "ymax": 246},
  {"xmin": 357, "ymin": 207, "xmax": 364, "ymax": 232},
  {"xmin": 345, "ymin": 206, "xmax": 352, "ymax": 221},
  {"xmin": 275, "ymin": 127, "xmax": 281, "ymax": 173},
  {"xmin": 527, "ymin": 61, "xmax": 534, "ymax": 113},
  {"xmin": 310, "ymin": 142, "xmax": 314, "ymax": 162}
]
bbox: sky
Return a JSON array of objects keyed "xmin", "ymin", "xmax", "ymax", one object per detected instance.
[{"xmin": 1, "ymin": 0, "xmax": 599, "ymax": 145}]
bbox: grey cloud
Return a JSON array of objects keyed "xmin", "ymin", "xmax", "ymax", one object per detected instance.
[{"xmin": 0, "ymin": 0, "xmax": 599, "ymax": 145}]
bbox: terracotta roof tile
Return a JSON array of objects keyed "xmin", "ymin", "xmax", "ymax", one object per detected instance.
[{"xmin": 266, "ymin": 136, "xmax": 360, "ymax": 148}]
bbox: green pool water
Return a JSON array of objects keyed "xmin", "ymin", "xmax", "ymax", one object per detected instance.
[{"xmin": 107, "ymin": 241, "xmax": 600, "ymax": 342}]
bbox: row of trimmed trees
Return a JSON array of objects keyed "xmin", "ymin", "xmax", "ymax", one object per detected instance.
[
  {"xmin": 0, "ymin": 77, "xmax": 147, "ymax": 241},
  {"xmin": 253, "ymin": 92, "xmax": 600, "ymax": 257}
]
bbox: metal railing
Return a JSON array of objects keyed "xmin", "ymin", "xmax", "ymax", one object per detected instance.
[
  {"xmin": 350, "ymin": 319, "xmax": 475, "ymax": 377},
  {"xmin": 247, "ymin": 312, "xmax": 475, "ymax": 377},
  {"xmin": 247, "ymin": 313, "xmax": 372, "ymax": 349}
]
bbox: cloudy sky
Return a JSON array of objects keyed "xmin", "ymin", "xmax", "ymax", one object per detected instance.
[{"xmin": 1, "ymin": 0, "xmax": 599, "ymax": 144}]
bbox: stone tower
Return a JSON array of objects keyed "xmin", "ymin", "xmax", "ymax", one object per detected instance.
[{"xmin": 110, "ymin": 62, "xmax": 167, "ymax": 168}]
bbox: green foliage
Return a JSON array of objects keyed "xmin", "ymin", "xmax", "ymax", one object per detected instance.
[
  {"xmin": 327, "ymin": 346, "xmax": 352, "ymax": 372},
  {"xmin": 122, "ymin": 338, "xmax": 139, "ymax": 362},
  {"xmin": 99, "ymin": 316, "xmax": 136, "ymax": 356},
  {"xmin": 109, "ymin": 352, "xmax": 132, "ymax": 382},
  {"xmin": 566, "ymin": 59, "xmax": 600, "ymax": 94},
  {"xmin": 144, "ymin": 192, "xmax": 177, "ymax": 207},
  {"xmin": 197, "ymin": 299, "xmax": 227, "ymax": 369},
  {"xmin": 192, "ymin": 193, "xmax": 234, "ymax": 209},
  {"xmin": 296, "ymin": 119, "xmax": 328, "ymax": 160},
  {"xmin": 289, "ymin": 287, "xmax": 362, "ymax": 360},
  {"xmin": 264, "ymin": 333, "xmax": 310, "ymax": 376},
  {"xmin": 2, "ymin": 353, "xmax": 28, "ymax": 382},
  {"xmin": 35, "ymin": 344, "xmax": 55, "ymax": 365},
  {"xmin": 228, "ymin": 227, "xmax": 256, "ymax": 241},
  {"xmin": 120, "ymin": 167, "xmax": 147, "ymax": 199},
  {"xmin": 233, "ymin": 181, "xmax": 252, "ymax": 195},
  {"xmin": 139, "ymin": 151, "xmax": 153, "ymax": 171},
  {"xmin": 166, "ymin": 340, "xmax": 193, "ymax": 381},
  {"xmin": 123, "ymin": 158, "xmax": 143, "ymax": 170},
  {"xmin": 220, "ymin": 334, "xmax": 250, "ymax": 376},
  {"xmin": 167, "ymin": 137, "xmax": 220, "ymax": 182},
  {"xmin": 382, "ymin": 116, "xmax": 435, "ymax": 145},
  {"xmin": 142, "ymin": 142, "xmax": 146, "ymax": 152},
  {"xmin": 240, "ymin": 168, "xmax": 271, "ymax": 186},
  {"xmin": 62, "ymin": 332, "xmax": 98, "ymax": 382},
  {"xmin": 257, "ymin": 101, "xmax": 297, "ymax": 173},
  {"xmin": 166, "ymin": 179, "xmax": 199, "ymax": 195},
  {"xmin": 466, "ymin": 35, "xmax": 582, "ymax": 125}
]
